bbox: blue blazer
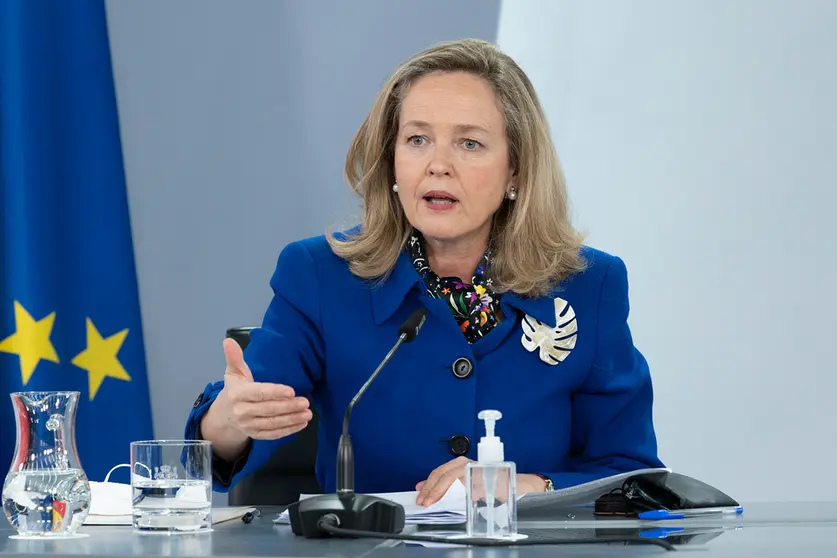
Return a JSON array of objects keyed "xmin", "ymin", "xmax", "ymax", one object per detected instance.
[{"xmin": 185, "ymin": 234, "xmax": 664, "ymax": 494}]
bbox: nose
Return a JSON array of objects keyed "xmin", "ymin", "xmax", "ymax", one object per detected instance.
[{"xmin": 426, "ymin": 146, "xmax": 453, "ymax": 177}]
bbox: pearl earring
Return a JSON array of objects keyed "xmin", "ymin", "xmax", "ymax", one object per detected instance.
[
  {"xmin": 508, "ymin": 187, "xmax": 517, "ymax": 200},
  {"xmin": 392, "ymin": 183, "xmax": 399, "ymax": 192}
]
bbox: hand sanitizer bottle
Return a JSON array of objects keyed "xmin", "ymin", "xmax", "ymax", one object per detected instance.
[{"xmin": 465, "ymin": 410, "xmax": 518, "ymax": 539}]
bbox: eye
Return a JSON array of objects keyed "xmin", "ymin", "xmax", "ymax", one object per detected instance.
[
  {"xmin": 462, "ymin": 139, "xmax": 482, "ymax": 151},
  {"xmin": 407, "ymin": 135, "xmax": 427, "ymax": 147}
]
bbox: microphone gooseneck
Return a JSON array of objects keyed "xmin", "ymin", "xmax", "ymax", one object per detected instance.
[
  {"xmin": 288, "ymin": 307, "xmax": 428, "ymax": 538},
  {"xmin": 337, "ymin": 307, "xmax": 427, "ymax": 495},
  {"xmin": 341, "ymin": 334, "xmax": 406, "ymax": 438}
]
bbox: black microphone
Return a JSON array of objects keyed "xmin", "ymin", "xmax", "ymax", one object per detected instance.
[{"xmin": 288, "ymin": 307, "xmax": 428, "ymax": 538}]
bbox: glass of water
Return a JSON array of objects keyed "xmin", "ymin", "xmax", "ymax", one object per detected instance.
[{"xmin": 130, "ymin": 440, "xmax": 212, "ymax": 534}]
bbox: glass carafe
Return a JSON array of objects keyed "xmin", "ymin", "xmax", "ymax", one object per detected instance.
[{"xmin": 2, "ymin": 391, "xmax": 91, "ymax": 538}]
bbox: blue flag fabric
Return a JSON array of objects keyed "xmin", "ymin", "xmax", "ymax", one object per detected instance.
[{"xmin": 0, "ymin": 1, "xmax": 154, "ymax": 481}]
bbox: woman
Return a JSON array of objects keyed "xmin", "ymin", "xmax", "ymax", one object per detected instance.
[{"xmin": 186, "ymin": 38, "xmax": 664, "ymax": 506}]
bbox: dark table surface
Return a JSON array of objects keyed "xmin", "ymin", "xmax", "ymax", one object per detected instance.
[{"xmin": 2, "ymin": 502, "xmax": 836, "ymax": 557}]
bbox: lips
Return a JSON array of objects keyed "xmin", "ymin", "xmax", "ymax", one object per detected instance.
[{"xmin": 422, "ymin": 190, "xmax": 459, "ymax": 204}]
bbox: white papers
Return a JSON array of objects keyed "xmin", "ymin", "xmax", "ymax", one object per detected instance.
[{"xmin": 275, "ymin": 479, "xmax": 467, "ymax": 525}]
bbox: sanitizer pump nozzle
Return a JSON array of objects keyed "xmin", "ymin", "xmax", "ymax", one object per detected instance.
[
  {"xmin": 465, "ymin": 409, "xmax": 519, "ymax": 540},
  {"xmin": 477, "ymin": 410, "xmax": 504, "ymax": 463}
]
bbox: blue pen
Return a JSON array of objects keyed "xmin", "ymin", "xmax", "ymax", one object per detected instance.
[
  {"xmin": 639, "ymin": 527, "xmax": 685, "ymax": 538},
  {"xmin": 638, "ymin": 506, "xmax": 743, "ymax": 520}
]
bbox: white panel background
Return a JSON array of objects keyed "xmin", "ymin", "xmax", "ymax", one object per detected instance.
[{"xmin": 498, "ymin": 0, "xmax": 837, "ymax": 502}]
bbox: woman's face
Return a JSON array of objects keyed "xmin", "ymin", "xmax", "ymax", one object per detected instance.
[{"xmin": 393, "ymin": 71, "xmax": 513, "ymax": 247}]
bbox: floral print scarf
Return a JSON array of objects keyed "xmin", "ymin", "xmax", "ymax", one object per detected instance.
[{"xmin": 406, "ymin": 232, "xmax": 501, "ymax": 343}]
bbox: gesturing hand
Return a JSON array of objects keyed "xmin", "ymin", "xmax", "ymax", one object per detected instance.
[{"xmin": 220, "ymin": 338, "xmax": 312, "ymax": 440}]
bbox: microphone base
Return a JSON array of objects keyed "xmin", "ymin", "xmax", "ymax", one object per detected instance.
[{"xmin": 288, "ymin": 492, "xmax": 406, "ymax": 538}]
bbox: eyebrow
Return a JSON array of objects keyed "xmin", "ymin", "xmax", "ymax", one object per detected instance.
[{"xmin": 401, "ymin": 120, "xmax": 491, "ymax": 135}]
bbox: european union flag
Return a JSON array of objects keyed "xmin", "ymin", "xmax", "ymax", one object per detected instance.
[{"xmin": 0, "ymin": 1, "xmax": 153, "ymax": 481}]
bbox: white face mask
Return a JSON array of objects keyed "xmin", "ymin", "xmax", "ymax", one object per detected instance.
[
  {"xmin": 87, "ymin": 463, "xmax": 207, "ymax": 517},
  {"xmin": 87, "ymin": 463, "xmax": 134, "ymax": 516}
]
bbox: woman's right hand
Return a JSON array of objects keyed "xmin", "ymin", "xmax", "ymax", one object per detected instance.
[{"xmin": 217, "ymin": 338, "xmax": 312, "ymax": 440}]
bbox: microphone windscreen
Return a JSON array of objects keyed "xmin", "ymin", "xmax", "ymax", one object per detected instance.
[{"xmin": 397, "ymin": 307, "xmax": 427, "ymax": 342}]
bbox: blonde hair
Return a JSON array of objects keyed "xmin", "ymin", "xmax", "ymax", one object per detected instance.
[{"xmin": 327, "ymin": 38, "xmax": 586, "ymax": 297}]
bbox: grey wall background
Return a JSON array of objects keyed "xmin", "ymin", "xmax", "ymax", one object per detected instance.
[
  {"xmin": 499, "ymin": 0, "xmax": 837, "ymax": 502},
  {"xmin": 104, "ymin": 0, "xmax": 500, "ymax": 502}
]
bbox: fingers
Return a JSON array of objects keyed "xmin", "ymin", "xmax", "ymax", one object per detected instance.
[
  {"xmin": 424, "ymin": 456, "xmax": 468, "ymax": 486},
  {"xmin": 231, "ymin": 397, "xmax": 308, "ymax": 416},
  {"xmin": 227, "ymin": 392, "xmax": 310, "ymax": 441},
  {"xmin": 227, "ymin": 381, "xmax": 296, "ymax": 403},
  {"xmin": 223, "ymin": 338, "xmax": 254, "ymax": 381},
  {"xmin": 417, "ymin": 469, "xmax": 464, "ymax": 506},
  {"xmin": 248, "ymin": 420, "xmax": 311, "ymax": 441},
  {"xmin": 239, "ymin": 409, "xmax": 312, "ymax": 433},
  {"xmin": 230, "ymin": 396, "xmax": 308, "ymax": 423},
  {"xmin": 416, "ymin": 456, "xmax": 470, "ymax": 506}
]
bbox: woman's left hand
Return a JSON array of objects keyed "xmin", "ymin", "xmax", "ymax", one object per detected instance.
[{"xmin": 415, "ymin": 457, "xmax": 549, "ymax": 506}]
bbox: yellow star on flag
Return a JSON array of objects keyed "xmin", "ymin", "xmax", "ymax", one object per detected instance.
[
  {"xmin": 0, "ymin": 301, "xmax": 59, "ymax": 384},
  {"xmin": 71, "ymin": 318, "xmax": 132, "ymax": 400}
]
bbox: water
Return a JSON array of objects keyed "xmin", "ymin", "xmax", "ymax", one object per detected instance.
[
  {"xmin": 132, "ymin": 478, "xmax": 211, "ymax": 533},
  {"xmin": 2, "ymin": 469, "xmax": 91, "ymax": 537}
]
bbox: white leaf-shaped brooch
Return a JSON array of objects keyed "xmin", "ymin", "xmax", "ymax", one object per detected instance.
[{"xmin": 521, "ymin": 297, "xmax": 578, "ymax": 365}]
